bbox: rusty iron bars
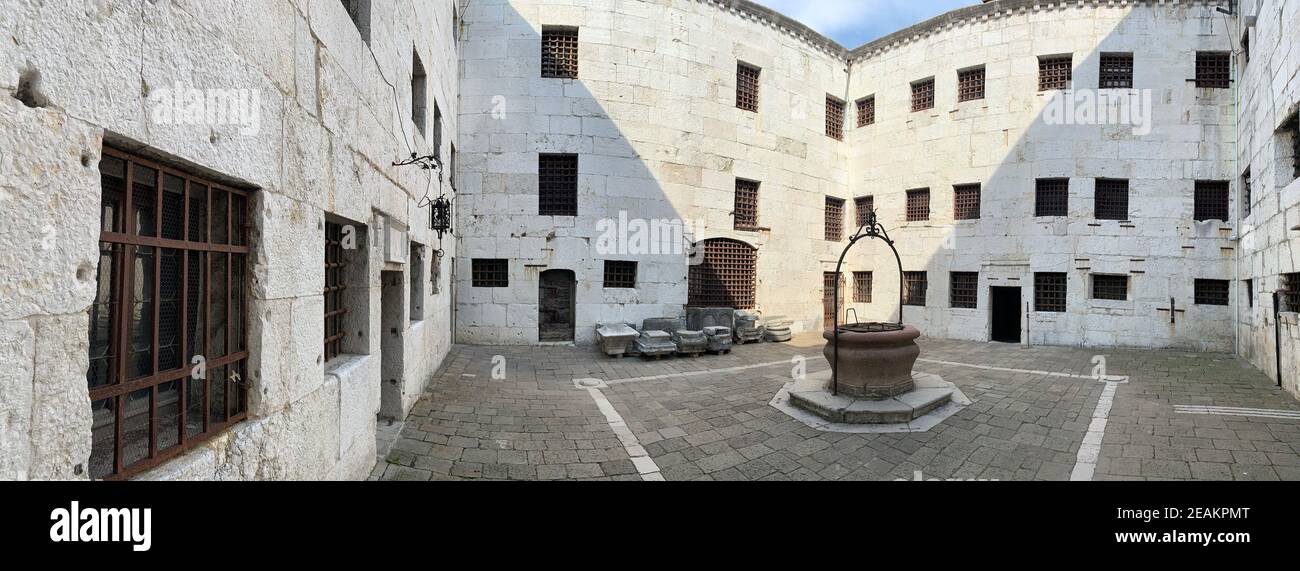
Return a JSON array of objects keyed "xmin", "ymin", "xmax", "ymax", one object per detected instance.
[{"xmin": 830, "ymin": 207, "xmax": 905, "ymax": 396}]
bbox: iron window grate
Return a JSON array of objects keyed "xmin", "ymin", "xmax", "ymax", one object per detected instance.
[
  {"xmin": 324, "ymin": 220, "xmax": 348, "ymax": 364},
  {"xmin": 856, "ymin": 96, "xmax": 875, "ymax": 127},
  {"xmin": 950, "ymin": 272, "xmax": 978, "ymax": 309},
  {"xmin": 541, "ymin": 28, "xmax": 579, "ymax": 78},
  {"xmin": 906, "ymin": 188, "xmax": 930, "ymax": 222},
  {"xmin": 603, "ymin": 261, "xmax": 637, "ymax": 288},
  {"xmin": 1092, "ymin": 274, "xmax": 1129, "ymax": 301},
  {"xmin": 1099, "ymin": 53, "xmax": 1133, "ymax": 88},
  {"xmin": 1036, "ymin": 178, "xmax": 1069, "ymax": 217},
  {"xmin": 825, "ymin": 196, "xmax": 845, "ymax": 241},
  {"xmin": 911, "ymin": 78, "xmax": 935, "ymax": 111},
  {"xmin": 957, "ymin": 67, "xmax": 985, "ymax": 102},
  {"xmin": 687, "ymin": 239, "xmax": 756, "ymax": 309},
  {"xmin": 826, "ymin": 95, "xmax": 845, "ymax": 140},
  {"xmin": 734, "ymin": 179, "xmax": 759, "ymax": 230},
  {"xmin": 91, "ymin": 147, "xmax": 250, "ymax": 480},
  {"xmin": 1242, "ymin": 168, "xmax": 1252, "ymax": 217},
  {"xmin": 472, "ymin": 259, "xmax": 509, "ymax": 288},
  {"xmin": 1194, "ymin": 279, "xmax": 1230, "ymax": 306},
  {"xmin": 1194, "ymin": 180, "xmax": 1230, "ymax": 222},
  {"xmin": 853, "ymin": 271, "xmax": 873, "ymax": 303},
  {"xmin": 1095, "ymin": 179, "xmax": 1129, "ymax": 220},
  {"xmin": 1035, "ymin": 273, "xmax": 1067, "ymax": 312},
  {"xmin": 1195, "ymin": 51, "xmax": 1231, "ymax": 89},
  {"xmin": 539, "ymin": 154, "xmax": 578, "ymax": 216},
  {"xmin": 1039, "ymin": 55, "xmax": 1072, "ymax": 91},
  {"xmin": 854, "ymin": 195, "xmax": 874, "ymax": 228},
  {"xmin": 953, "ymin": 184, "xmax": 981, "ymax": 220},
  {"xmin": 737, "ymin": 63, "xmax": 760, "ymax": 112},
  {"xmin": 1285, "ymin": 273, "xmax": 1300, "ymax": 312},
  {"xmin": 1289, "ymin": 116, "xmax": 1300, "ymax": 180},
  {"xmin": 903, "ymin": 272, "xmax": 928, "ymax": 306}
]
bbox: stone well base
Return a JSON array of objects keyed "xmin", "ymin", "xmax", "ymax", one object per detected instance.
[{"xmin": 770, "ymin": 370, "xmax": 970, "ymax": 434}]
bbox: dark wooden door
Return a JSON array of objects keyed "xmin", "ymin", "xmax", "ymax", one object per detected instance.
[
  {"xmin": 990, "ymin": 287, "xmax": 1021, "ymax": 343},
  {"xmin": 539, "ymin": 270, "xmax": 575, "ymax": 342}
]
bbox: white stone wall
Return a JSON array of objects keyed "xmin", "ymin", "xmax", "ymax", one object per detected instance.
[
  {"xmin": 456, "ymin": 0, "xmax": 1240, "ymax": 351},
  {"xmin": 1236, "ymin": 0, "xmax": 1300, "ymax": 396},
  {"xmin": 0, "ymin": 0, "xmax": 459, "ymax": 480}
]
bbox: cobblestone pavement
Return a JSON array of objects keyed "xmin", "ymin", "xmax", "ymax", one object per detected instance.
[{"xmin": 371, "ymin": 334, "xmax": 1300, "ymax": 481}]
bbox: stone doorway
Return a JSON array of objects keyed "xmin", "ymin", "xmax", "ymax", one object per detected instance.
[
  {"xmin": 539, "ymin": 269, "xmax": 576, "ymax": 342},
  {"xmin": 990, "ymin": 286, "xmax": 1021, "ymax": 343}
]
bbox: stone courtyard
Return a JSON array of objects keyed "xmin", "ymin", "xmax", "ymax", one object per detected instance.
[{"xmin": 372, "ymin": 334, "xmax": 1300, "ymax": 481}]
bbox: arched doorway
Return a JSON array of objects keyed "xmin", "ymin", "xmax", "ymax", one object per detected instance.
[
  {"xmin": 538, "ymin": 269, "xmax": 576, "ymax": 342},
  {"xmin": 688, "ymin": 238, "xmax": 756, "ymax": 309}
]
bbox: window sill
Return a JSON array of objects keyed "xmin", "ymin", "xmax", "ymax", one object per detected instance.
[{"xmin": 325, "ymin": 353, "xmax": 370, "ymax": 377}]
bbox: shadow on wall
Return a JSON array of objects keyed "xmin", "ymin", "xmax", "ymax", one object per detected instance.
[{"xmin": 842, "ymin": 4, "xmax": 1236, "ymax": 352}]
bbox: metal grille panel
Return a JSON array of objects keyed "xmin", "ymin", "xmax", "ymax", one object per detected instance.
[
  {"xmin": 911, "ymin": 78, "xmax": 935, "ymax": 111},
  {"xmin": 907, "ymin": 188, "xmax": 930, "ymax": 222},
  {"xmin": 688, "ymin": 239, "xmax": 756, "ymax": 309},
  {"xmin": 1039, "ymin": 55, "xmax": 1072, "ymax": 91},
  {"xmin": 1099, "ymin": 53, "xmax": 1133, "ymax": 88},
  {"xmin": 1194, "ymin": 180, "xmax": 1229, "ymax": 222},
  {"xmin": 854, "ymin": 195, "xmax": 874, "ymax": 228},
  {"xmin": 825, "ymin": 95, "xmax": 845, "ymax": 140},
  {"xmin": 950, "ymin": 272, "xmax": 978, "ymax": 309},
  {"xmin": 472, "ymin": 259, "xmax": 509, "ymax": 288},
  {"xmin": 734, "ymin": 179, "xmax": 759, "ymax": 230},
  {"xmin": 1035, "ymin": 273, "xmax": 1067, "ymax": 312},
  {"xmin": 539, "ymin": 154, "xmax": 578, "ymax": 216},
  {"xmin": 603, "ymin": 261, "xmax": 637, "ymax": 288},
  {"xmin": 903, "ymin": 272, "xmax": 927, "ymax": 306},
  {"xmin": 324, "ymin": 221, "xmax": 348, "ymax": 363},
  {"xmin": 1195, "ymin": 51, "xmax": 1230, "ymax": 88},
  {"xmin": 853, "ymin": 271, "xmax": 872, "ymax": 303},
  {"xmin": 736, "ymin": 63, "xmax": 760, "ymax": 112},
  {"xmin": 957, "ymin": 67, "xmax": 985, "ymax": 102},
  {"xmin": 1036, "ymin": 178, "xmax": 1069, "ymax": 217},
  {"xmin": 1092, "ymin": 274, "xmax": 1129, "ymax": 301},
  {"xmin": 1194, "ymin": 279, "xmax": 1230, "ymax": 306},
  {"xmin": 953, "ymin": 184, "xmax": 981, "ymax": 220},
  {"xmin": 541, "ymin": 28, "xmax": 579, "ymax": 78},
  {"xmin": 856, "ymin": 96, "xmax": 874, "ymax": 127},
  {"xmin": 825, "ymin": 197, "xmax": 845, "ymax": 241},
  {"xmin": 1242, "ymin": 168, "xmax": 1252, "ymax": 217},
  {"xmin": 1095, "ymin": 179, "xmax": 1129, "ymax": 220},
  {"xmin": 1285, "ymin": 273, "xmax": 1300, "ymax": 312}
]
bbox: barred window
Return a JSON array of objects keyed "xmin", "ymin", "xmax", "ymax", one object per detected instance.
[
  {"xmin": 541, "ymin": 27, "xmax": 579, "ymax": 79},
  {"xmin": 953, "ymin": 184, "xmax": 981, "ymax": 220},
  {"xmin": 1099, "ymin": 53, "xmax": 1133, "ymax": 89},
  {"xmin": 1094, "ymin": 178, "xmax": 1129, "ymax": 221},
  {"xmin": 1194, "ymin": 279, "xmax": 1230, "ymax": 306},
  {"xmin": 1092, "ymin": 274, "xmax": 1129, "ymax": 301},
  {"xmin": 853, "ymin": 271, "xmax": 873, "ymax": 303},
  {"xmin": 950, "ymin": 272, "xmax": 979, "ymax": 309},
  {"xmin": 1039, "ymin": 55, "xmax": 1072, "ymax": 91},
  {"xmin": 1195, "ymin": 51, "xmax": 1230, "ymax": 89},
  {"xmin": 1034, "ymin": 273, "xmax": 1067, "ymax": 312},
  {"xmin": 538, "ymin": 154, "xmax": 577, "ymax": 216},
  {"xmin": 1246, "ymin": 279, "xmax": 1254, "ymax": 308},
  {"xmin": 903, "ymin": 271, "xmax": 928, "ymax": 306},
  {"xmin": 737, "ymin": 63, "xmax": 760, "ymax": 112},
  {"xmin": 957, "ymin": 67, "xmax": 985, "ymax": 102},
  {"xmin": 1241, "ymin": 168, "xmax": 1252, "ymax": 217},
  {"xmin": 734, "ymin": 179, "xmax": 759, "ymax": 231},
  {"xmin": 1036, "ymin": 178, "xmax": 1069, "ymax": 217},
  {"xmin": 412, "ymin": 49, "xmax": 427, "ymax": 136},
  {"xmin": 409, "ymin": 243, "xmax": 424, "ymax": 322},
  {"xmin": 1287, "ymin": 115, "xmax": 1300, "ymax": 180},
  {"xmin": 911, "ymin": 78, "xmax": 935, "ymax": 112},
  {"xmin": 472, "ymin": 259, "xmax": 509, "ymax": 288},
  {"xmin": 688, "ymin": 238, "xmax": 757, "ymax": 309},
  {"xmin": 825, "ymin": 196, "xmax": 845, "ymax": 241},
  {"xmin": 856, "ymin": 96, "xmax": 875, "ymax": 127},
  {"xmin": 433, "ymin": 102, "xmax": 443, "ymax": 162},
  {"xmin": 324, "ymin": 220, "xmax": 348, "ymax": 363},
  {"xmin": 826, "ymin": 95, "xmax": 845, "ymax": 140},
  {"xmin": 90, "ymin": 148, "xmax": 250, "ymax": 480},
  {"xmin": 603, "ymin": 261, "xmax": 637, "ymax": 288},
  {"xmin": 906, "ymin": 188, "xmax": 930, "ymax": 222},
  {"xmin": 1285, "ymin": 273, "xmax": 1300, "ymax": 312},
  {"xmin": 854, "ymin": 195, "xmax": 874, "ymax": 228},
  {"xmin": 1194, "ymin": 180, "xmax": 1229, "ymax": 222}
]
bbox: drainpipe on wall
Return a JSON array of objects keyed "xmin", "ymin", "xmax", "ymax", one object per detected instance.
[
  {"xmin": 1274, "ymin": 291, "xmax": 1283, "ymax": 388},
  {"xmin": 1232, "ymin": 12, "xmax": 1242, "ymax": 358}
]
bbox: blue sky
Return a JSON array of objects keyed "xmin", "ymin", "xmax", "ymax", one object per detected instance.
[{"xmin": 750, "ymin": 0, "xmax": 977, "ymax": 48}]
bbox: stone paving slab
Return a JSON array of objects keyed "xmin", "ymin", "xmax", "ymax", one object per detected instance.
[{"xmin": 376, "ymin": 334, "xmax": 1300, "ymax": 481}]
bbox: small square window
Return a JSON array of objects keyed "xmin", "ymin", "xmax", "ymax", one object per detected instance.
[
  {"xmin": 734, "ymin": 179, "xmax": 760, "ymax": 231},
  {"xmin": 1036, "ymin": 178, "xmax": 1069, "ymax": 217},
  {"xmin": 1039, "ymin": 55, "xmax": 1072, "ymax": 91},
  {"xmin": 1194, "ymin": 279, "xmax": 1230, "ymax": 306},
  {"xmin": 542, "ymin": 27, "xmax": 579, "ymax": 79},
  {"xmin": 906, "ymin": 188, "xmax": 930, "ymax": 222},
  {"xmin": 903, "ymin": 272, "xmax": 928, "ymax": 306},
  {"xmin": 1035, "ymin": 273, "xmax": 1067, "ymax": 312},
  {"xmin": 1195, "ymin": 52, "xmax": 1231, "ymax": 89},
  {"xmin": 950, "ymin": 272, "xmax": 978, "ymax": 309},
  {"xmin": 1194, "ymin": 180, "xmax": 1229, "ymax": 222},
  {"xmin": 953, "ymin": 184, "xmax": 981, "ymax": 220},
  {"xmin": 538, "ymin": 154, "xmax": 578, "ymax": 216},
  {"xmin": 472, "ymin": 259, "xmax": 509, "ymax": 288},
  {"xmin": 737, "ymin": 63, "xmax": 760, "ymax": 112},
  {"xmin": 825, "ymin": 196, "xmax": 845, "ymax": 241},
  {"xmin": 911, "ymin": 78, "xmax": 935, "ymax": 112},
  {"xmin": 1092, "ymin": 274, "xmax": 1129, "ymax": 301},
  {"xmin": 854, "ymin": 195, "xmax": 874, "ymax": 228},
  {"xmin": 1095, "ymin": 179, "xmax": 1129, "ymax": 221},
  {"xmin": 856, "ymin": 96, "xmax": 875, "ymax": 127},
  {"xmin": 603, "ymin": 261, "xmax": 637, "ymax": 288},
  {"xmin": 1099, "ymin": 53, "xmax": 1133, "ymax": 89},
  {"xmin": 957, "ymin": 67, "xmax": 985, "ymax": 102},
  {"xmin": 853, "ymin": 271, "xmax": 872, "ymax": 303},
  {"xmin": 1285, "ymin": 273, "xmax": 1300, "ymax": 312},
  {"xmin": 826, "ymin": 95, "xmax": 845, "ymax": 140}
]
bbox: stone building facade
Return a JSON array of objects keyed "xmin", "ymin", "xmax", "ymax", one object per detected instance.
[
  {"xmin": 456, "ymin": 0, "xmax": 1299, "ymax": 394},
  {"xmin": 1, "ymin": 0, "xmax": 459, "ymax": 480}
]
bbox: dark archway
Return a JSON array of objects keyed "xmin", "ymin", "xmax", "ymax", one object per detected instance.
[
  {"xmin": 687, "ymin": 238, "xmax": 757, "ymax": 309},
  {"xmin": 538, "ymin": 269, "xmax": 576, "ymax": 342}
]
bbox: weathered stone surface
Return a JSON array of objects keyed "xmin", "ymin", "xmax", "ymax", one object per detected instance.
[{"xmin": 0, "ymin": 320, "xmax": 35, "ymax": 480}]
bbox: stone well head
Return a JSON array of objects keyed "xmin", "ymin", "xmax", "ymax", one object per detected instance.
[{"xmin": 823, "ymin": 323, "xmax": 921, "ymax": 399}]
